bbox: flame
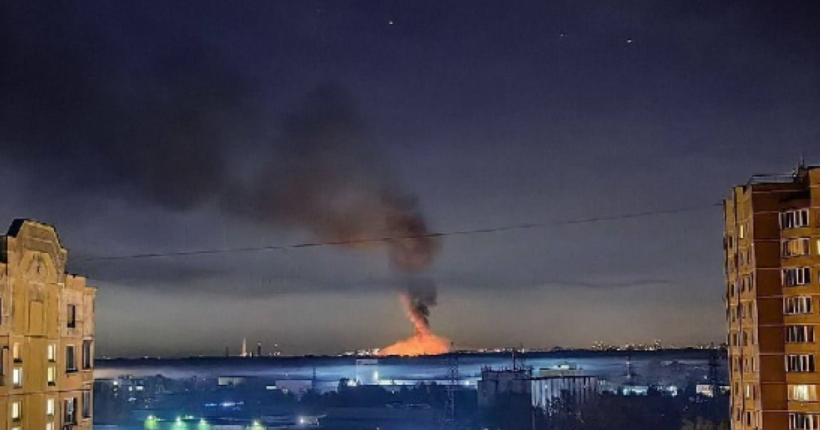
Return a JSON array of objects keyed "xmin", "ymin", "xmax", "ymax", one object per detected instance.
[{"xmin": 379, "ymin": 294, "xmax": 450, "ymax": 356}]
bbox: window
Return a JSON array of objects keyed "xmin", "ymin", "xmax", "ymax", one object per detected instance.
[
  {"xmin": 790, "ymin": 385, "xmax": 818, "ymax": 402},
  {"xmin": 785, "ymin": 238, "xmax": 812, "ymax": 258},
  {"xmin": 787, "ymin": 354, "xmax": 816, "ymax": 372},
  {"xmin": 787, "ymin": 326, "xmax": 816, "ymax": 343},
  {"xmin": 67, "ymin": 304, "xmax": 77, "ymax": 329},
  {"xmin": 47, "ymin": 366, "xmax": 56, "ymax": 386},
  {"xmin": 786, "ymin": 296, "xmax": 813, "ymax": 315},
  {"xmin": 46, "ymin": 398, "xmax": 55, "ymax": 416},
  {"xmin": 784, "ymin": 268, "xmax": 812, "ymax": 286},
  {"xmin": 66, "ymin": 345, "xmax": 77, "ymax": 373},
  {"xmin": 13, "ymin": 368, "xmax": 23, "ymax": 388},
  {"xmin": 64, "ymin": 398, "xmax": 77, "ymax": 425},
  {"xmin": 47, "ymin": 344, "xmax": 56, "ymax": 362},
  {"xmin": 82, "ymin": 340, "xmax": 93, "ymax": 370},
  {"xmin": 82, "ymin": 391, "xmax": 91, "ymax": 418},
  {"xmin": 12, "ymin": 343, "xmax": 21, "ymax": 362},
  {"xmin": 740, "ymin": 276, "xmax": 750, "ymax": 292},
  {"xmin": 790, "ymin": 413, "xmax": 820, "ymax": 430},
  {"xmin": 746, "ymin": 411, "xmax": 756, "ymax": 427},
  {"xmin": 46, "ymin": 423, "xmax": 54, "ymax": 430},
  {"xmin": 12, "ymin": 401, "xmax": 21, "ymax": 420},
  {"xmin": 745, "ymin": 383, "xmax": 756, "ymax": 399},
  {"xmin": 782, "ymin": 209, "xmax": 810, "ymax": 229}
]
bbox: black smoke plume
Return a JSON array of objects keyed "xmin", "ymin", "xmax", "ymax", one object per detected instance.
[
  {"xmin": 406, "ymin": 278, "xmax": 438, "ymax": 328},
  {"xmin": 0, "ymin": 3, "xmax": 439, "ymax": 272},
  {"xmin": 228, "ymin": 86, "xmax": 439, "ymax": 271}
]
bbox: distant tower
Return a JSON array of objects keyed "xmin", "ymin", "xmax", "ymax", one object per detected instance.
[
  {"xmin": 512, "ymin": 343, "xmax": 526, "ymax": 371},
  {"xmin": 311, "ymin": 367, "xmax": 318, "ymax": 391},
  {"xmin": 241, "ymin": 338, "xmax": 248, "ymax": 357},
  {"xmin": 624, "ymin": 353, "xmax": 638, "ymax": 384},
  {"xmin": 257, "ymin": 341, "xmax": 262, "ymax": 357}
]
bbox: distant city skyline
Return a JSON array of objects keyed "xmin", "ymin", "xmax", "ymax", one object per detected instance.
[{"xmin": 2, "ymin": 1, "xmax": 819, "ymax": 356}]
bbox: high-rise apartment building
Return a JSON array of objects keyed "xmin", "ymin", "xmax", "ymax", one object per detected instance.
[
  {"xmin": 0, "ymin": 220, "xmax": 95, "ymax": 430},
  {"xmin": 725, "ymin": 165, "xmax": 820, "ymax": 430}
]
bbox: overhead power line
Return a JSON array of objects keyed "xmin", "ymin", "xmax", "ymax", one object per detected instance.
[{"xmin": 78, "ymin": 202, "xmax": 722, "ymax": 263}]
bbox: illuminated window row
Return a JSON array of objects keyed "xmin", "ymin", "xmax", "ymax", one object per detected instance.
[
  {"xmin": 11, "ymin": 395, "xmax": 92, "ymax": 425},
  {"xmin": 783, "ymin": 238, "xmax": 813, "ymax": 258},
  {"xmin": 2, "ymin": 340, "xmax": 94, "ymax": 388},
  {"xmin": 790, "ymin": 384, "xmax": 818, "ymax": 402}
]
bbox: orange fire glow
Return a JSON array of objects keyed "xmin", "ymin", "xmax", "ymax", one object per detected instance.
[{"xmin": 379, "ymin": 294, "xmax": 450, "ymax": 356}]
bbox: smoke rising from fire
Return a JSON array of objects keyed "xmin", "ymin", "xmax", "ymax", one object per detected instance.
[
  {"xmin": 0, "ymin": 4, "xmax": 438, "ymax": 270},
  {"xmin": 229, "ymin": 85, "xmax": 439, "ymax": 272},
  {"xmin": 379, "ymin": 292, "xmax": 450, "ymax": 356},
  {"xmin": 1, "ymin": 4, "xmax": 447, "ymax": 352},
  {"xmin": 406, "ymin": 278, "xmax": 438, "ymax": 329}
]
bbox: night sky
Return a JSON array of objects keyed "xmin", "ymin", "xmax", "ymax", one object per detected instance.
[{"xmin": 1, "ymin": 1, "xmax": 819, "ymax": 357}]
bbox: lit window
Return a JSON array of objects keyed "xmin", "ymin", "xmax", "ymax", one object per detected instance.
[
  {"xmin": 784, "ymin": 238, "xmax": 812, "ymax": 258},
  {"xmin": 12, "ymin": 401, "xmax": 21, "ymax": 420},
  {"xmin": 13, "ymin": 368, "xmax": 23, "ymax": 388},
  {"xmin": 745, "ymin": 383, "xmax": 755, "ymax": 399},
  {"xmin": 790, "ymin": 385, "xmax": 818, "ymax": 402},
  {"xmin": 47, "ymin": 423, "xmax": 54, "ymax": 430},
  {"xmin": 47, "ymin": 366, "xmax": 56, "ymax": 385},
  {"xmin": 47, "ymin": 344, "xmax": 56, "ymax": 362},
  {"xmin": 47, "ymin": 398, "xmax": 55, "ymax": 416},
  {"xmin": 12, "ymin": 343, "xmax": 21, "ymax": 362}
]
